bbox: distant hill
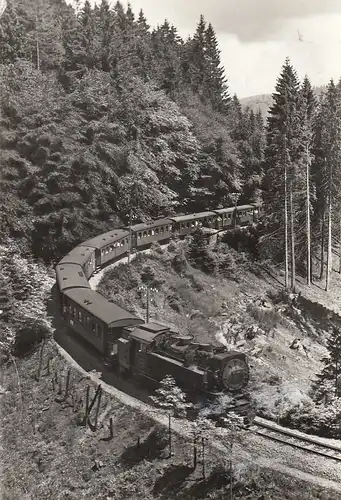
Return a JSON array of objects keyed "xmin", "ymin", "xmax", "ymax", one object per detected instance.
[
  {"xmin": 239, "ymin": 94, "xmax": 273, "ymax": 119},
  {"xmin": 240, "ymin": 85, "xmax": 326, "ymax": 119}
]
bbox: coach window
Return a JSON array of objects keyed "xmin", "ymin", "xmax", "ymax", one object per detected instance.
[
  {"xmin": 138, "ymin": 232, "xmax": 142, "ymax": 239},
  {"xmin": 78, "ymin": 311, "xmax": 82, "ymax": 322},
  {"xmin": 73, "ymin": 307, "xmax": 77, "ymax": 317},
  {"xmin": 143, "ymin": 231, "xmax": 147, "ymax": 237},
  {"xmin": 62, "ymin": 305, "xmax": 67, "ymax": 314},
  {"xmin": 169, "ymin": 225, "xmax": 172, "ymax": 231},
  {"xmin": 92, "ymin": 323, "xmax": 96, "ymax": 333},
  {"xmin": 126, "ymin": 238, "xmax": 129, "ymax": 244},
  {"xmin": 155, "ymin": 228, "xmax": 159, "ymax": 234},
  {"xmin": 148, "ymin": 230, "xmax": 152, "ymax": 236},
  {"xmin": 165, "ymin": 225, "xmax": 169, "ymax": 232}
]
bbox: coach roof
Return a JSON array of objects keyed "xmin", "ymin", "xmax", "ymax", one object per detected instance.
[
  {"xmin": 56, "ymin": 263, "xmax": 90, "ymax": 292},
  {"xmin": 169, "ymin": 212, "xmax": 216, "ymax": 223},
  {"xmin": 82, "ymin": 229, "xmax": 129, "ymax": 249},
  {"xmin": 128, "ymin": 218, "xmax": 173, "ymax": 232},
  {"xmin": 64, "ymin": 288, "xmax": 143, "ymax": 327},
  {"xmin": 58, "ymin": 245, "xmax": 95, "ymax": 267}
]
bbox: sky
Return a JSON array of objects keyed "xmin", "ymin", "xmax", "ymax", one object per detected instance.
[{"xmin": 117, "ymin": 0, "xmax": 341, "ymax": 98}]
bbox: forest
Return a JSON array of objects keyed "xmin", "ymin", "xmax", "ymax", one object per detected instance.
[{"xmin": 0, "ymin": 0, "xmax": 341, "ymax": 295}]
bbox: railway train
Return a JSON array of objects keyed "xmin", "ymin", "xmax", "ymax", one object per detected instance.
[{"xmin": 56, "ymin": 202, "xmax": 263, "ymax": 394}]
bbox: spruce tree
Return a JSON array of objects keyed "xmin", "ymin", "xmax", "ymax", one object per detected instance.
[
  {"xmin": 313, "ymin": 326, "xmax": 341, "ymax": 401},
  {"xmin": 203, "ymin": 22, "xmax": 230, "ymax": 112},
  {"xmin": 263, "ymin": 58, "xmax": 301, "ymax": 289},
  {"xmin": 295, "ymin": 76, "xmax": 316, "ymax": 283},
  {"xmin": 150, "ymin": 374, "xmax": 193, "ymax": 417}
]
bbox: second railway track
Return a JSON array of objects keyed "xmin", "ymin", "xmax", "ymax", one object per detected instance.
[{"xmin": 250, "ymin": 417, "xmax": 341, "ymax": 462}]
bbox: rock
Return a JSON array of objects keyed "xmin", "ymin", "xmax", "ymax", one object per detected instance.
[
  {"xmin": 82, "ymin": 471, "xmax": 92, "ymax": 482},
  {"xmin": 93, "ymin": 459, "xmax": 104, "ymax": 471}
]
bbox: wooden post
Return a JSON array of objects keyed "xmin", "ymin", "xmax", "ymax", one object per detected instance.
[
  {"xmin": 85, "ymin": 385, "xmax": 90, "ymax": 428},
  {"xmin": 168, "ymin": 413, "xmax": 172, "ymax": 458},
  {"xmin": 193, "ymin": 434, "xmax": 197, "ymax": 470},
  {"xmin": 46, "ymin": 358, "xmax": 50, "ymax": 376},
  {"xmin": 202, "ymin": 437, "xmax": 205, "ymax": 480},
  {"xmin": 94, "ymin": 387, "xmax": 102, "ymax": 430},
  {"xmin": 88, "ymin": 384, "xmax": 102, "ymax": 414},
  {"xmin": 109, "ymin": 417, "xmax": 113, "ymax": 439}
]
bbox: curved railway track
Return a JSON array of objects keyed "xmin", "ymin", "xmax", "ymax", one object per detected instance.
[{"xmin": 250, "ymin": 417, "xmax": 341, "ymax": 462}]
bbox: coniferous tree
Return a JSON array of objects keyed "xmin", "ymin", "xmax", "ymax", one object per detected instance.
[
  {"xmin": 312, "ymin": 326, "xmax": 341, "ymax": 401},
  {"xmin": 296, "ymin": 76, "xmax": 316, "ymax": 283},
  {"xmin": 150, "ymin": 375, "xmax": 193, "ymax": 417},
  {"xmin": 312, "ymin": 81, "xmax": 341, "ymax": 290},
  {"xmin": 203, "ymin": 22, "xmax": 230, "ymax": 112},
  {"xmin": 263, "ymin": 58, "xmax": 301, "ymax": 289}
]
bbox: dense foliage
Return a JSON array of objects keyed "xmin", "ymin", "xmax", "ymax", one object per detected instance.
[{"xmin": 0, "ymin": 0, "xmax": 264, "ymax": 261}]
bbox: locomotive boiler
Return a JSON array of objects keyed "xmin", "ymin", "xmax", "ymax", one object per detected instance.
[{"xmin": 117, "ymin": 322, "xmax": 249, "ymax": 393}]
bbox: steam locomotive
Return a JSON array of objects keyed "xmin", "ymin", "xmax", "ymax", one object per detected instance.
[{"xmin": 117, "ymin": 322, "xmax": 249, "ymax": 393}]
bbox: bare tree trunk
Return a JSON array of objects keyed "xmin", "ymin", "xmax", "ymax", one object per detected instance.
[
  {"xmin": 306, "ymin": 152, "xmax": 311, "ymax": 285},
  {"xmin": 326, "ymin": 192, "xmax": 332, "ymax": 291},
  {"xmin": 320, "ymin": 209, "xmax": 325, "ymax": 280},
  {"xmin": 289, "ymin": 179, "xmax": 295, "ymax": 291},
  {"xmin": 284, "ymin": 165, "xmax": 289, "ymax": 290}
]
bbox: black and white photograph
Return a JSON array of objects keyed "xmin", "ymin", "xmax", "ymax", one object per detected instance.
[{"xmin": 1, "ymin": 1, "xmax": 341, "ymax": 499}]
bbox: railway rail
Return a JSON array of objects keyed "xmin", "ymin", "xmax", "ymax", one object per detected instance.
[{"xmin": 250, "ymin": 417, "xmax": 341, "ymax": 462}]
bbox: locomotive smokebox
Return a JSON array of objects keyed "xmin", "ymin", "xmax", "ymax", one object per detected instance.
[{"xmin": 214, "ymin": 351, "xmax": 249, "ymax": 391}]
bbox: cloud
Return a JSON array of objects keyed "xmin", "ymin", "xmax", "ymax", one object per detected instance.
[{"xmin": 127, "ymin": 0, "xmax": 341, "ymax": 42}]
